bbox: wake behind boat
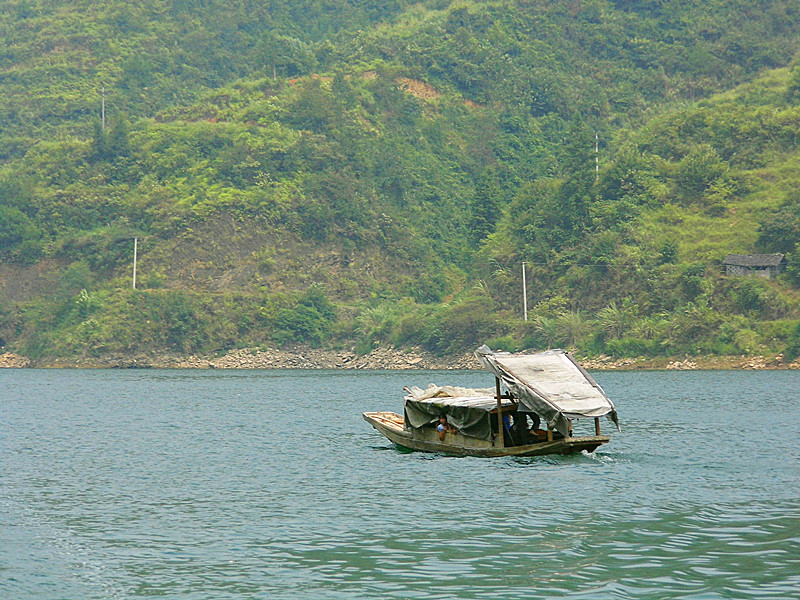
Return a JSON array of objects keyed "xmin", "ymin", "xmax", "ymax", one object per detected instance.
[{"xmin": 363, "ymin": 345, "xmax": 620, "ymax": 457}]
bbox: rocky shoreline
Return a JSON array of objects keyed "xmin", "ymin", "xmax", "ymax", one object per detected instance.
[
  {"xmin": 0, "ymin": 352, "xmax": 31, "ymax": 368},
  {"xmin": 1, "ymin": 346, "xmax": 481, "ymax": 370},
  {"xmin": 2, "ymin": 347, "xmax": 799, "ymax": 370},
  {"xmin": 578, "ymin": 353, "xmax": 799, "ymax": 370}
]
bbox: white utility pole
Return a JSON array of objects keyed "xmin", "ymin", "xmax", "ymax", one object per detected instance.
[
  {"xmin": 595, "ymin": 132, "xmax": 599, "ymax": 182},
  {"xmin": 522, "ymin": 261, "xmax": 528, "ymax": 321},
  {"xmin": 101, "ymin": 86, "xmax": 106, "ymax": 132},
  {"xmin": 132, "ymin": 237, "xmax": 138, "ymax": 289}
]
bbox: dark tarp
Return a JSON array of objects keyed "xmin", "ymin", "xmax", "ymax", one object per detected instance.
[
  {"xmin": 403, "ymin": 385, "xmax": 515, "ymax": 441},
  {"xmin": 475, "ymin": 346, "xmax": 620, "ymax": 437}
]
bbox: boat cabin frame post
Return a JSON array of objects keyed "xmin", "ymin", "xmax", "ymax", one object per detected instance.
[
  {"xmin": 495, "ymin": 377, "xmax": 504, "ymax": 448},
  {"xmin": 595, "ymin": 417, "xmax": 601, "ymax": 436}
]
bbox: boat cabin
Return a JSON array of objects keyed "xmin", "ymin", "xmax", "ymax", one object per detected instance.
[{"xmin": 403, "ymin": 387, "xmax": 517, "ymax": 450}]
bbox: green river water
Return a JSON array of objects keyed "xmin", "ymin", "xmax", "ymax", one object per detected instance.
[{"xmin": 2, "ymin": 368, "xmax": 799, "ymax": 599}]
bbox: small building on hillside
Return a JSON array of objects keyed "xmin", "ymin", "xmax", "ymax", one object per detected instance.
[{"xmin": 722, "ymin": 253, "xmax": 786, "ymax": 278}]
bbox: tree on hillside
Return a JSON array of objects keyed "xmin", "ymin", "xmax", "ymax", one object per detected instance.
[
  {"xmin": 757, "ymin": 203, "xmax": 800, "ymax": 254},
  {"xmin": 786, "ymin": 64, "xmax": 800, "ymax": 101},
  {"xmin": 470, "ymin": 167, "xmax": 503, "ymax": 242},
  {"xmin": 257, "ymin": 34, "xmax": 316, "ymax": 79},
  {"xmin": 508, "ymin": 178, "xmax": 568, "ymax": 258},
  {"xmin": 0, "ymin": 205, "xmax": 43, "ymax": 263},
  {"xmin": 91, "ymin": 116, "xmax": 131, "ymax": 162},
  {"xmin": 553, "ymin": 121, "xmax": 598, "ymax": 232},
  {"xmin": 672, "ymin": 144, "xmax": 729, "ymax": 204}
]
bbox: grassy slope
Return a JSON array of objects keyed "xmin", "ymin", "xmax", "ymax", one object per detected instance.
[
  {"xmin": 633, "ymin": 67, "xmax": 800, "ymax": 260},
  {"xmin": 2, "ymin": 1, "xmax": 800, "ymax": 359},
  {"xmin": 0, "ymin": 0, "xmax": 423, "ymax": 139},
  {"xmin": 473, "ymin": 63, "xmax": 800, "ymax": 359}
]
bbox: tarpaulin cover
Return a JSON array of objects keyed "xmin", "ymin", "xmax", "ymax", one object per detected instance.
[
  {"xmin": 475, "ymin": 346, "xmax": 620, "ymax": 437},
  {"xmin": 403, "ymin": 385, "xmax": 515, "ymax": 441}
]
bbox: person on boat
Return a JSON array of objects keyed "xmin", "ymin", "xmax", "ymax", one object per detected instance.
[
  {"xmin": 527, "ymin": 412, "xmax": 548, "ymax": 442},
  {"xmin": 437, "ymin": 416, "xmax": 453, "ymax": 440},
  {"xmin": 511, "ymin": 412, "xmax": 530, "ymax": 445},
  {"xmin": 502, "ymin": 412, "xmax": 515, "ymax": 446}
]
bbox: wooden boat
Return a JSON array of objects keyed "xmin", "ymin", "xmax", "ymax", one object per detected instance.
[{"xmin": 363, "ymin": 346, "xmax": 620, "ymax": 457}]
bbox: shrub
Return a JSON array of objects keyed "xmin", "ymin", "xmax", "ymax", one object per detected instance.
[
  {"xmin": 298, "ymin": 284, "xmax": 336, "ymax": 322},
  {"xmin": 388, "ymin": 306, "xmax": 432, "ymax": 347},
  {"xmin": 159, "ymin": 291, "xmax": 207, "ymax": 353},
  {"xmin": 484, "ymin": 335, "xmax": 518, "ymax": 352},
  {"xmin": 268, "ymin": 285, "xmax": 337, "ymax": 346},
  {"xmin": 680, "ymin": 263, "xmax": 706, "ymax": 300},
  {"xmin": 57, "ymin": 261, "xmax": 94, "ymax": 298},
  {"xmin": 785, "ymin": 252, "xmax": 800, "ymax": 287},
  {"xmin": 733, "ymin": 329, "xmax": 760, "ymax": 354},
  {"xmin": 784, "ymin": 322, "xmax": 800, "ymax": 361},
  {"xmin": 273, "ymin": 304, "xmax": 330, "ymax": 346},
  {"xmin": 423, "ymin": 296, "xmax": 502, "ymax": 355},
  {"xmin": 0, "ymin": 205, "xmax": 43, "ymax": 263},
  {"xmin": 605, "ymin": 336, "xmax": 659, "ymax": 358},
  {"xmin": 672, "ymin": 144, "xmax": 729, "ymax": 203}
]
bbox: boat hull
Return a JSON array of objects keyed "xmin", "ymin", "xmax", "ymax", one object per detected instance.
[{"xmin": 363, "ymin": 412, "xmax": 609, "ymax": 457}]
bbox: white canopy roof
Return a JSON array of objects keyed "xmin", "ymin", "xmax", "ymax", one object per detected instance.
[
  {"xmin": 475, "ymin": 346, "xmax": 619, "ymax": 436},
  {"xmin": 404, "ymin": 385, "xmax": 515, "ymax": 412}
]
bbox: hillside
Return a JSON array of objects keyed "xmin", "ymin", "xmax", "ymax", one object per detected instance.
[
  {"xmin": 483, "ymin": 65, "xmax": 800, "ymax": 359},
  {"xmin": 1, "ymin": 0, "xmax": 800, "ymax": 363}
]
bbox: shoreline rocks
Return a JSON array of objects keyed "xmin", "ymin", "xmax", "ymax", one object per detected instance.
[
  {"xmin": 22, "ymin": 346, "xmax": 483, "ymax": 370},
  {"xmin": 6, "ymin": 347, "xmax": 800, "ymax": 370},
  {"xmin": 0, "ymin": 352, "xmax": 31, "ymax": 368}
]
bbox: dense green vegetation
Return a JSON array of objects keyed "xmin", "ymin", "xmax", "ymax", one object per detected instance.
[{"xmin": 1, "ymin": 0, "xmax": 800, "ymax": 362}]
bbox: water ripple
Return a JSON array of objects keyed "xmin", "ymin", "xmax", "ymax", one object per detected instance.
[{"xmin": 2, "ymin": 369, "xmax": 799, "ymax": 599}]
